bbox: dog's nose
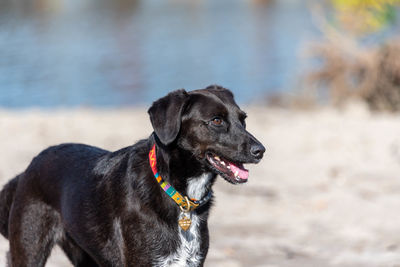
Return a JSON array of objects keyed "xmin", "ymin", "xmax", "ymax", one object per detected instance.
[{"xmin": 250, "ymin": 144, "xmax": 265, "ymax": 159}]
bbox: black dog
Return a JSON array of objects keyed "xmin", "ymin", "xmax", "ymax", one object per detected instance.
[{"xmin": 0, "ymin": 85, "xmax": 265, "ymax": 267}]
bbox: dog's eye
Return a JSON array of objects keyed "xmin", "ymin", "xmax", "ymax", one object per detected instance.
[{"xmin": 211, "ymin": 117, "xmax": 223, "ymax": 126}]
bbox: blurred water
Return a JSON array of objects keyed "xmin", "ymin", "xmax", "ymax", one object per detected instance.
[{"xmin": 0, "ymin": 0, "xmax": 317, "ymax": 108}]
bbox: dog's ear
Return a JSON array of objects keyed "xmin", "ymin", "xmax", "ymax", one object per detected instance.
[
  {"xmin": 206, "ymin": 85, "xmax": 235, "ymax": 100},
  {"xmin": 148, "ymin": 89, "xmax": 189, "ymax": 145}
]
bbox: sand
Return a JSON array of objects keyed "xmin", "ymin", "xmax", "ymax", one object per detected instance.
[{"xmin": 0, "ymin": 103, "xmax": 399, "ymax": 267}]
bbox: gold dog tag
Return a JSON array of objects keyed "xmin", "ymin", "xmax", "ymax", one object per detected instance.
[{"xmin": 178, "ymin": 215, "xmax": 192, "ymax": 231}]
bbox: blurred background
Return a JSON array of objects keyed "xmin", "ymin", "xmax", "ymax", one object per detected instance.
[
  {"xmin": 1, "ymin": 0, "xmax": 400, "ymax": 109},
  {"xmin": 1, "ymin": 0, "xmax": 315, "ymax": 108},
  {"xmin": 1, "ymin": 0, "xmax": 400, "ymax": 266}
]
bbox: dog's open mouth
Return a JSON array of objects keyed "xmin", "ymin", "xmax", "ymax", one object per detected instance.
[{"xmin": 206, "ymin": 152, "xmax": 249, "ymax": 184}]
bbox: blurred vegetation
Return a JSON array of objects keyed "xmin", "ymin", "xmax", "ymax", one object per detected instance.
[
  {"xmin": 305, "ymin": 0, "xmax": 400, "ymax": 111},
  {"xmin": 332, "ymin": 0, "xmax": 398, "ymax": 34}
]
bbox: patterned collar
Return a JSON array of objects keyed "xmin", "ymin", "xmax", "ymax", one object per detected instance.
[{"xmin": 148, "ymin": 144, "xmax": 212, "ymax": 212}]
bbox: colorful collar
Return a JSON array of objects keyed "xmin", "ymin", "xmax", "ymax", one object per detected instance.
[{"xmin": 148, "ymin": 144, "xmax": 212, "ymax": 212}]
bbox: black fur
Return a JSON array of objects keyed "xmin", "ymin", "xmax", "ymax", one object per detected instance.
[{"xmin": 0, "ymin": 85, "xmax": 265, "ymax": 267}]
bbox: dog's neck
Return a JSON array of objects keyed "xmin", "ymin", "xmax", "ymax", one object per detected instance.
[
  {"xmin": 150, "ymin": 136, "xmax": 216, "ymax": 202},
  {"xmin": 186, "ymin": 173, "xmax": 213, "ymax": 200}
]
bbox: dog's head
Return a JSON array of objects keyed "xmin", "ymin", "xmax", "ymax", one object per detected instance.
[{"xmin": 148, "ymin": 85, "xmax": 265, "ymax": 184}]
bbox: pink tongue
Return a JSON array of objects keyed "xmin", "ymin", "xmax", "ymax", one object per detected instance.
[{"xmin": 229, "ymin": 163, "xmax": 249, "ymax": 180}]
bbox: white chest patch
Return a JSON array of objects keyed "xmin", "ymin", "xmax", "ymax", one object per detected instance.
[
  {"xmin": 186, "ymin": 173, "xmax": 212, "ymax": 200},
  {"xmin": 155, "ymin": 173, "xmax": 212, "ymax": 267}
]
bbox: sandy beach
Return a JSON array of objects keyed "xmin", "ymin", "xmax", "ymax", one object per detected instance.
[{"xmin": 0, "ymin": 103, "xmax": 399, "ymax": 267}]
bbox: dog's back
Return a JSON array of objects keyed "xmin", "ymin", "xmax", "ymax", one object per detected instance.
[{"xmin": 1, "ymin": 143, "xmax": 109, "ymax": 212}]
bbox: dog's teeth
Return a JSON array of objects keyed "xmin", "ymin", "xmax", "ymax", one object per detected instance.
[
  {"xmin": 227, "ymin": 166, "xmax": 230, "ymax": 169},
  {"xmin": 221, "ymin": 161, "xmax": 226, "ymax": 166}
]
